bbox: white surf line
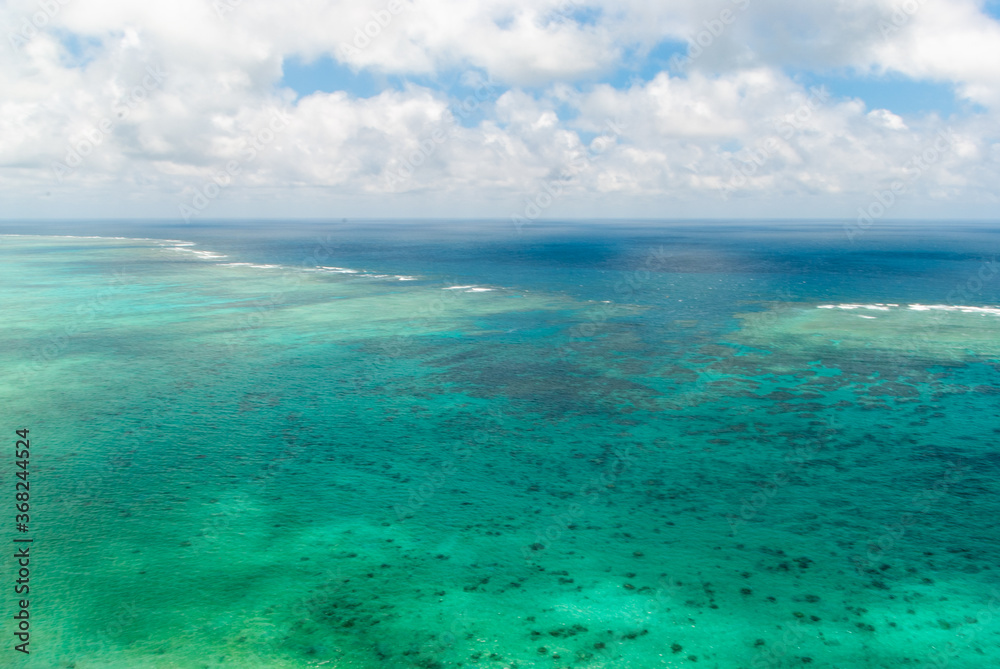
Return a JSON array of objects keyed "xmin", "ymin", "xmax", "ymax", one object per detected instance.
[
  {"xmin": 219, "ymin": 262, "xmax": 288, "ymax": 270},
  {"xmin": 0, "ymin": 233, "xmax": 243, "ymax": 265},
  {"xmin": 817, "ymin": 303, "xmax": 1000, "ymax": 315},
  {"xmin": 0, "ymin": 233, "xmax": 163, "ymax": 242},
  {"xmin": 442, "ymin": 284, "xmax": 499, "ymax": 292},
  {"xmin": 220, "ymin": 262, "xmax": 425, "ymax": 284},
  {"xmin": 165, "ymin": 247, "xmax": 228, "ymax": 260},
  {"xmin": 216, "ymin": 262, "xmax": 424, "ymax": 283},
  {"xmin": 817, "ymin": 303, "xmax": 893, "ymax": 311},
  {"xmin": 1, "ymin": 234, "xmax": 431, "ymax": 285},
  {"xmin": 908, "ymin": 304, "xmax": 1000, "ymax": 315}
]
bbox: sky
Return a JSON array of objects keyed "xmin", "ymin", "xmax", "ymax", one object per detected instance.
[{"xmin": 1, "ymin": 0, "xmax": 999, "ymax": 221}]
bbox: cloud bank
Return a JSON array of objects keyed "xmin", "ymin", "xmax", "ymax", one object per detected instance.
[{"xmin": 1, "ymin": 0, "xmax": 998, "ymax": 220}]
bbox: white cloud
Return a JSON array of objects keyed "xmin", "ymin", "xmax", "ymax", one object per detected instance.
[
  {"xmin": 866, "ymin": 0, "xmax": 1000, "ymax": 107},
  {"xmin": 0, "ymin": 0, "xmax": 998, "ymax": 219}
]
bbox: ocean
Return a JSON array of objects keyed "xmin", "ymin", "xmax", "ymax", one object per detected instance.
[{"xmin": 1, "ymin": 219, "xmax": 998, "ymax": 668}]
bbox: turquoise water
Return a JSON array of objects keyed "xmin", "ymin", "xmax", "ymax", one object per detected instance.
[{"xmin": 1, "ymin": 222, "xmax": 999, "ymax": 668}]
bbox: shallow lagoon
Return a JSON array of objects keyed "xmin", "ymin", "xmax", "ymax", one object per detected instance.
[{"xmin": 1, "ymin": 222, "xmax": 998, "ymax": 668}]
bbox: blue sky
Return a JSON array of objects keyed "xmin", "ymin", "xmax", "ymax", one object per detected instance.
[
  {"xmin": 281, "ymin": 57, "xmax": 385, "ymax": 99},
  {"xmin": 792, "ymin": 73, "xmax": 964, "ymax": 117},
  {"xmin": 281, "ymin": 51, "xmax": 968, "ymax": 120}
]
